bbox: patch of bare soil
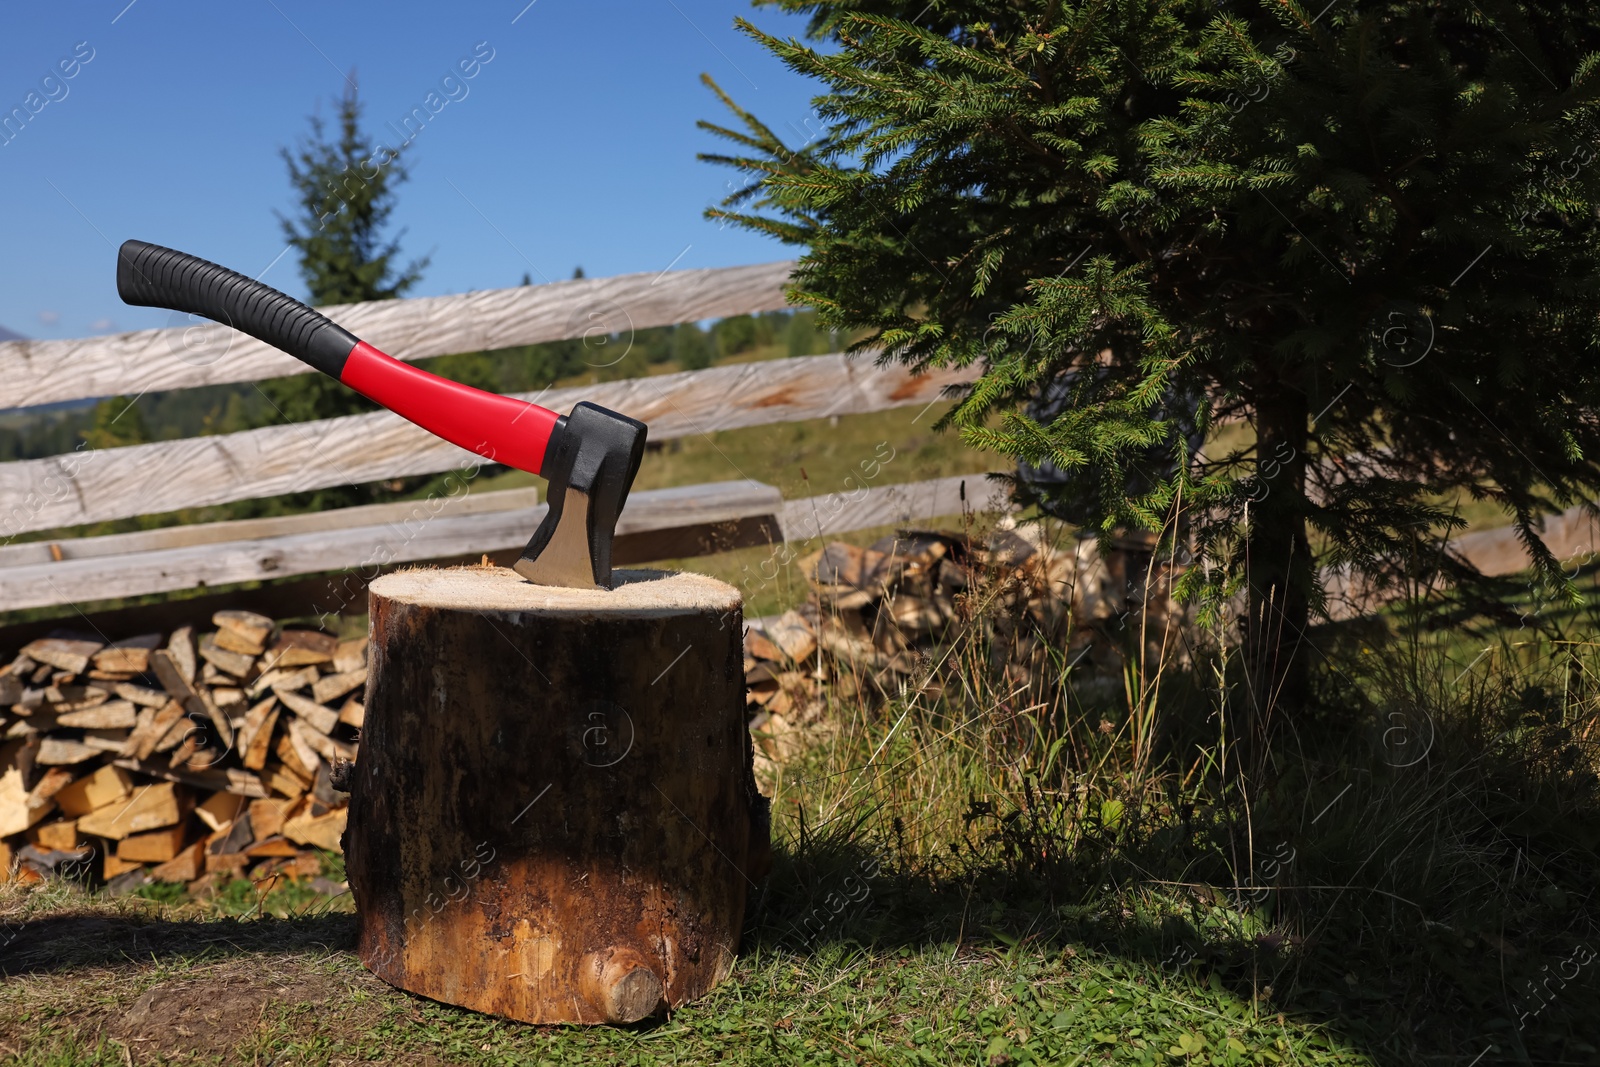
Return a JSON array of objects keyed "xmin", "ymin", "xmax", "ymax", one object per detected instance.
[{"xmin": 104, "ymin": 969, "xmax": 357, "ymax": 1062}]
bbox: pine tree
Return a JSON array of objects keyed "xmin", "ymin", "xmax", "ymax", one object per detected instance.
[
  {"xmin": 279, "ymin": 79, "xmax": 427, "ymax": 307},
  {"xmin": 241, "ymin": 80, "xmax": 431, "ymax": 515},
  {"xmin": 266, "ymin": 80, "xmax": 429, "ymax": 427},
  {"xmin": 702, "ymin": 2, "xmax": 1600, "ymax": 732}
]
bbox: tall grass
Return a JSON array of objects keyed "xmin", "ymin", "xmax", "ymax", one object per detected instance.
[{"xmin": 751, "ymin": 524, "xmax": 1600, "ymax": 1063}]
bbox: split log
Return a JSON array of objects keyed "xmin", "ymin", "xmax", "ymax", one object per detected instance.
[
  {"xmin": 347, "ymin": 566, "xmax": 769, "ymax": 1025},
  {"xmin": 77, "ymin": 781, "xmax": 187, "ymax": 839}
]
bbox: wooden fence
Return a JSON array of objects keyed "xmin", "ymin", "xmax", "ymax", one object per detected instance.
[{"xmin": 0, "ymin": 260, "xmax": 997, "ymax": 623}]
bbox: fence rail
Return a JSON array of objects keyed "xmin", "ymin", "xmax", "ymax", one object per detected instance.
[
  {"xmin": 0, "ymin": 260, "xmax": 796, "ymax": 410},
  {"xmin": 0, "ymin": 259, "xmax": 992, "ymax": 618}
]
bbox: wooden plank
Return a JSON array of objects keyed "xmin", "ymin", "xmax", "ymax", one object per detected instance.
[
  {"xmin": 0, "ymin": 260, "xmax": 796, "ymax": 410},
  {"xmin": 0, "ymin": 353, "xmax": 975, "ymax": 536},
  {"xmin": 0, "ymin": 470, "xmax": 996, "ymax": 635},
  {"xmin": 0, "ymin": 480, "xmax": 783, "ymax": 611},
  {"xmin": 0, "ymin": 482, "xmax": 548, "ymax": 567},
  {"xmin": 1449, "ymin": 504, "xmax": 1600, "ymax": 577},
  {"xmin": 777, "ymin": 472, "xmax": 1007, "ymax": 543}
]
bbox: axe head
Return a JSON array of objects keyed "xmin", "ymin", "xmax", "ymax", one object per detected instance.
[{"xmin": 514, "ymin": 402, "xmax": 648, "ymax": 589}]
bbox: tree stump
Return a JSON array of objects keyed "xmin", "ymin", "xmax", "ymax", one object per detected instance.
[{"xmin": 345, "ymin": 566, "xmax": 769, "ymax": 1024}]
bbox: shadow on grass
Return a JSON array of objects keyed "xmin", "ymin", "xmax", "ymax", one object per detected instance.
[
  {"xmin": 742, "ymin": 817, "xmax": 1600, "ymax": 1065},
  {"xmin": 739, "ymin": 645, "xmax": 1600, "ymax": 1066},
  {"xmin": 0, "ymin": 909, "xmax": 356, "ymax": 977}
]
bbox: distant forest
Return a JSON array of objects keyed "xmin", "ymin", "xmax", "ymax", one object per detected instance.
[{"xmin": 0, "ymin": 308, "xmax": 837, "ymax": 463}]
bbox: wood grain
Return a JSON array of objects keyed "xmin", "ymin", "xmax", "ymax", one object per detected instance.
[
  {"xmin": 0, "ymin": 354, "xmax": 976, "ymax": 536},
  {"xmin": 0, "ymin": 472, "xmax": 1016, "ymax": 613},
  {"xmin": 778, "ymin": 471, "xmax": 1008, "ymax": 543},
  {"xmin": 348, "ymin": 567, "xmax": 766, "ymax": 1023},
  {"xmin": 0, "ymin": 480, "xmax": 782, "ymax": 611},
  {"xmin": 0, "ymin": 260, "xmax": 796, "ymax": 410}
]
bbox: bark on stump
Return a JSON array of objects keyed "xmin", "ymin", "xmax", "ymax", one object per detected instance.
[{"xmin": 346, "ymin": 566, "xmax": 768, "ymax": 1024}]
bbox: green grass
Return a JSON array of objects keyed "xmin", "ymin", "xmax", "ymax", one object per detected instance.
[
  {"xmin": 6, "ymin": 355, "xmax": 1600, "ymax": 1063},
  {"xmin": 6, "ymin": 567, "xmax": 1600, "ymax": 1064},
  {"xmin": 0, "ymin": 871, "xmax": 1368, "ymax": 1067}
]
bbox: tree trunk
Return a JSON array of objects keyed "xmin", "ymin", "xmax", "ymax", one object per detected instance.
[
  {"xmin": 345, "ymin": 565, "xmax": 769, "ymax": 1025},
  {"xmin": 1246, "ymin": 385, "xmax": 1313, "ymax": 754}
]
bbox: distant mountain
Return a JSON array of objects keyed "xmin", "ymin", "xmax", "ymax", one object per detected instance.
[{"xmin": 0, "ymin": 324, "xmax": 25, "ymax": 342}]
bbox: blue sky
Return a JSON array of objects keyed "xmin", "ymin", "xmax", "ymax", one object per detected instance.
[{"xmin": 0, "ymin": 1, "xmax": 822, "ymax": 339}]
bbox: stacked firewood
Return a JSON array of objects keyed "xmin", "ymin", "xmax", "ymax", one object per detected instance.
[
  {"xmin": 0, "ymin": 612, "xmax": 361, "ymax": 894},
  {"xmin": 743, "ymin": 524, "xmax": 1186, "ymax": 770}
]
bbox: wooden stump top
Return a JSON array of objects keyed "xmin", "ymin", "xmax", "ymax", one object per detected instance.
[{"xmin": 369, "ymin": 566, "xmax": 740, "ymax": 617}]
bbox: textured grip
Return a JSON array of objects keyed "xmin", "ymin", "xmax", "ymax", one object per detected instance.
[{"xmin": 117, "ymin": 239, "xmax": 359, "ymax": 377}]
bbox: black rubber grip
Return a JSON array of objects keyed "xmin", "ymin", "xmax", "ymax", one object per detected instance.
[{"xmin": 117, "ymin": 239, "xmax": 359, "ymax": 378}]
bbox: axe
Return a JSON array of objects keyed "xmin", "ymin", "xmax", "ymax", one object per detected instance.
[{"xmin": 116, "ymin": 239, "xmax": 647, "ymax": 589}]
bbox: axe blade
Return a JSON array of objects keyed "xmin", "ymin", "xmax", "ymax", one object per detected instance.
[{"xmin": 513, "ymin": 402, "xmax": 647, "ymax": 589}]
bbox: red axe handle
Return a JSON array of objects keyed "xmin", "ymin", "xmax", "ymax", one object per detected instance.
[{"xmin": 116, "ymin": 240, "xmax": 563, "ymax": 477}]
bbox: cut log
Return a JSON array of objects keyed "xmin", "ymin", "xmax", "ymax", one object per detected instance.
[
  {"xmin": 212, "ymin": 628, "xmax": 266, "ymax": 656},
  {"xmin": 0, "ymin": 767, "xmax": 55, "ymax": 837},
  {"xmin": 246, "ymin": 834, "xmax": 303, "ymax": 858},
  {"xmin": 167, "ymin": 733, "xmax": 201, "ymax": 769},
  {"xmin": 249, "ymin": 796, "xmax": 292, "ymax": 839},
  {"xmin": 210, "ymin": 814, "xmax": 254, "ymax": 855},
  {"xmin": 21, "ymin": 637, "xmax": 102, "ymax": 675},
  {"xmin": 115, "ymin": 683, "xmax": 169, "ymax": 708},
  {"xmin": 153, "ymin": 709, "xmax": 194, "ymax": 754},
  {"xmin": 283, "ymin": 806, "xmax": 346, "ymax": 852},
  {"xmin": 28, "ymin": 818, "xmax": 79, "ymax": 851},
  {"xmin": 196, "ymin": 790, "xmax": 247, "ymax": 831},
  {"xmin": 275, "ymin": 688, "xmax": 339, "ymax": 735},
  {"xmin": 214, "ymin": 609, "xmax": 274, "ymax": 646},
  {"xmin": 80, "ymin": 730, "xmax": 131, "ymax": 753},
  {"xmin": 77, "ymin": 781, "xmax": 188, "ymax": 840},
  {"xmin": 93, "ymin": 634, "xmax": 161, "ymax": 674},
  {"xmin": 167, "ymin": 626, "xmax": 198, "ymax": 685},
  {"xmin": 149, "ymin": 650, "xmax": 195, "ymax": 702},
  {"xmin": 332, "ymin": 639, "xmax": 367, "ymax": 674},
  {"xmin": 151, "ymin": 839, "xmax": 206, "ymax": 882},
  {"xmin": 347, "ymin": 566, "xmax": 768, "ymax": 1025},
  {"xmin": 238, "ymin": 697, "xmax": 280, "ymax": 771},
  {"xmin": 266, "ymin": 630, "xmax": 339, "ymax": 670},
  {"xmin": 54, "ymin": 765, "xmax": 133, "ymax": 817},
  {"xmin": 198, "ymin": 634, "xmax": 255, "ymax": 678},
  {"xmin": 265, "ymin": 762, "xmax": 308, "ymax": 799},
  {"xmin": 311, "ymin": 668, "xmax": 367, "ymax": 705},
  {"xmin": 248, "ymin": 665, "xmax": 318, "ymax": 698},
  {"xmin": 45, "ymin": 685, "xmax": 109, "ymax": 713},
  {"xmin": 290, "ymin": 719, "xmax": 354, "ymax": 764},
  {"xmin": 28, "ymin": 767, "xmax": 76, "ymax": 804},
  {"xmin": 117, "ymin": 823, "xmax": 191, "ymax": 863},
  {"xmin": 337, "ymin": 697, "xmax": 364, "ymax": 729},
  {"xmin": 185, "ymin": 690, "xmax": 234, "ymax": 748},
  {"xmin": 57, "ymin": 699, "xmax": 137, "ymax": 729},
  {"xmin": 35, "ymin": 738, "xmax": 101, "ymax": 765},
  {"xmin": 104, "ymin": 851, "xmax": 144, "ymax": 879},
  {"xmin": 761, "ymin": 614, "xmax": 812, "ymax": 662},
  {"xmin": 276, "ymin": 728, "xmax": 320, "ymax": 781},
  {"xmin": 112, "ymin": 758, "xmax": 267, "ymax": 798}
]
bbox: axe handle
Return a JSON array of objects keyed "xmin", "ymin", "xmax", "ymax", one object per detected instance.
[{"xmin": 117, "ymin": 240, "xmax": 563, "ymax": 476}]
